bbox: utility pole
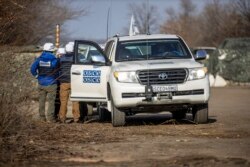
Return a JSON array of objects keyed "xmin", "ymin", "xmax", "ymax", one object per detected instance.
[{"xmin": 55, "ymin": 24, "xmax": 60, "ymax": 49}]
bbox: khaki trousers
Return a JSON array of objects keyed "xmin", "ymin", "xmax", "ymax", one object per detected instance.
[{"xmin": 59, "ymin": 83, "xmax": 80, "ymax": 122}]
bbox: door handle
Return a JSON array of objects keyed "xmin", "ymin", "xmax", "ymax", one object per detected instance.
[{"xmin": 72, "ymin": 71, "xmax": 81, "ymax": 75}]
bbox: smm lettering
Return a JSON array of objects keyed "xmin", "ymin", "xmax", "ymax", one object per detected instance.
[
  {"xmin": 83, "ymin": 70, "xmax": 101, "ymax": 76},
  {"xmin": 83, "ymin": 77, "xmax": 100, "ymax": 83}
]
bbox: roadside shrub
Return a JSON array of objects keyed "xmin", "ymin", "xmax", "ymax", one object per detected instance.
[
  {"xmin": 209, "ymin": 38, "xmax": 250, "ymax": 82},
  {"xmin": 220, "ymin": 50, "xmax": 250, "ymax": 82},
  {"xmin": 0, "ymin": 95, "xmax": 31, "ymax": 137},
  {"xmin": 0, "ymin": 46, "xmax": 39, "ymax": 137}
]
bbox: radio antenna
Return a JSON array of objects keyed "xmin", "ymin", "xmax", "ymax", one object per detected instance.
[
  {"xmin": 146, "ymin": 0, "xmax": 149, "ymax": 35},
  {"xmin": 106, "ymin": 7, "xmax": 110, "ymax": 40},
  {"xmin": 106, "ymin": 0, "xmax": 112, "ymax": 40},
  {"xmin": 146, "ymin": 0, "xmax": 152, "ymax": 101}
]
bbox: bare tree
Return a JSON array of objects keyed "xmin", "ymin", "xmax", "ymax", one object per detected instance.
[
  {"xmin": 128, "ymin": 2, "xmax": 159, "ymax": 34},
  {"xmin": 160, "ymin": 0, "xmax": 250, "ymax": 47},
  {"xmin": 179, "ymin": 0, "xmax": 196, "ymax": 18},
  {"xmin": 233, "ymin": 0, "xmax": 250, "ymax": 36},
  {"xmin": 235, "ymin": 0, "xmax": 250, "ymax": 22},
  {"xmin": 198, "ymin": 0, "xmax": 229, "ymax": 46},
  {"xmin": 199, "ymin": 0, "xmax": 250, "ymax": 46},
  {"xmin": 0, "ymin": 0, "xmax": 86, "ymax": 45},
  {"xmin": 160, "ymin": 0, "xmax": 200, "ymax": 47}
]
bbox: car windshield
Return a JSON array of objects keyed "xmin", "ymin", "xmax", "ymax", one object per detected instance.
[{"xmin": 116, "ymin": 39, "xmax": 191, "ymax": 62}]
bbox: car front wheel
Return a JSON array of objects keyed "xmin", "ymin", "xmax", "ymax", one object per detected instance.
[
  {"xmin": 111, "ymin": 95, "xmax": 125, "ymax": 127},
  {"xmin": 193, "ymin": 103, "xmax": 208, "ymax": 124}
]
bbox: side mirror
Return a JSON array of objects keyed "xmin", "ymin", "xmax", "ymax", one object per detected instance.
[
  {"xmin": 194, "ymin": 50, "xmax": 207, "ymax": 60},
  {"xmin": 91, "ymin": 55, "xmax": 106, "ymax": 64}
]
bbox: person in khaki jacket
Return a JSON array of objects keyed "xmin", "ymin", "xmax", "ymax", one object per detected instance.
[{"xmin": 58, "ymin": 43, "xmax": 80, "ymax": 123}]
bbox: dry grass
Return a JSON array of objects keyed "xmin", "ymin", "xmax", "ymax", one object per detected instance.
[
  {"xmin": 0, "ymin": 46, "xmax": 35, "ymax": 135},
  {"xmin": 0, "ymin": 46, "xmax": 39, "ymax": 163},
  {"xmin": 0, "ymin": 95, "xmax": 33, "ymax": 137}
]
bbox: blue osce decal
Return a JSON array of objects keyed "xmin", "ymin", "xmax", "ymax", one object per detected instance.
[{"xmin": 83, "ymin": 70, "xmax": 101, "ymax": 83}]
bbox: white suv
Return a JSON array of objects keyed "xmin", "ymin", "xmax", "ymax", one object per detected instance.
[{"xmin": 70, "ymin": 34, "xmax": 210, "ymax": 126}]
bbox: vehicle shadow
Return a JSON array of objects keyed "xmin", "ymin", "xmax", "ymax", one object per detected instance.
[
  {"xmin": 125, "ymin": 113, "xmax": 217, "ymax": 126},
  {"xmin": 76, "ymin": 113, "xmax": 217, "ymax": 126},
  {"xmin": 207, "ymin": 115, "xmax": 217, "ymax": 124}
]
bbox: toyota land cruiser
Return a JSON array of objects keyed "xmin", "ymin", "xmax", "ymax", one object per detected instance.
[{"xmin": 70, "ymin": 34, "xmax": 209, "ymax": 126}]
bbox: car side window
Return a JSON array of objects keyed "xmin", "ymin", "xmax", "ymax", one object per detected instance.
[{"xmin": 76, "ymin": 43, "xmax": 105, "ymax": 64}]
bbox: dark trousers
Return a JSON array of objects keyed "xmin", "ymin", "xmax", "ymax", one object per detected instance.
[
  {"xmin": 54, "ymin": 84, "xmax": 60, "ymax": 120},
  {"xmin": 38, "ymin": 84, "xmax": 57, "ymax": 122}
]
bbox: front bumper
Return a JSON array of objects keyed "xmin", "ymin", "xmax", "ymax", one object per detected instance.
[{"xmin": 111, "ymin": 76, "xmax": 210, "ymax": 108}]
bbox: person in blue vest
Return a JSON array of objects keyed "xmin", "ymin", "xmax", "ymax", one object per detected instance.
[
  {"xmin": 58, "ymin": 43, "xmax": 80, "ymax": 123},
  {"xmin": 30, "ymin": 43, "xmax": 59, "ymax": 123}
]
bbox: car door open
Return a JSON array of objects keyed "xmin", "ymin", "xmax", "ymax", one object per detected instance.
[{"xmin": 70, "ymin": 40, "xmax": 110, "ymax": 102}]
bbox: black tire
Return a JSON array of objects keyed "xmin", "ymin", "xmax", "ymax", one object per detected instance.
[
  {"xmin": 98, "ymin": 106, "xmax": 111, "ymax": 122},
  {"xmin": 193, "ymin": 103, "xmax": 208, "ymax": 124},
  {"xmin": 111, "ymin": 95, "xmax": 125, "ymax": 127},
  {"xmin": 79, "ymin": 102, "xmax": 88, "ymax": 122}
]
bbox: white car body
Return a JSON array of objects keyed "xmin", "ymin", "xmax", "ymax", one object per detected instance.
[
  {"xmin": 110, "ymin": 59, "xmax": 209, "ymax": 108},
  {"xmin": 70, "ymin": 34, "xmax": 210, "ymax": 126}
]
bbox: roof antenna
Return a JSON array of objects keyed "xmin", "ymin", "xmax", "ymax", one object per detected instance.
[
  {"xmin": 146, "ymin": 0, "xmax": 150, "ymax": 35},
  {"xmin": 144, "ymin": 0, "xmax": 152, "ymax": 101},
  {"xmin": 106, "ymin": 7, "xmax": 110, "ymax": 40},
  {"xmin": 106, "ymin": 0, "xmax": 112, "ymax": 40}
]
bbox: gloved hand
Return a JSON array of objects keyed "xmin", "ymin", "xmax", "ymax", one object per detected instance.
[{"xmin": 35, "ymin": 75, "xmax": 38, "ymax": 79}]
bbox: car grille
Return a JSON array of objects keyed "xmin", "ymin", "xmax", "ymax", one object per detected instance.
[{"xmin": 137, "ymin": 69, "xmax": 187, "ymax": 85}]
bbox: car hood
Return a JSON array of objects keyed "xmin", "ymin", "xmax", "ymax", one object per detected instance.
[{"xmin": 113, "ymin": 59, "xmax": 203, "ymax": 71}]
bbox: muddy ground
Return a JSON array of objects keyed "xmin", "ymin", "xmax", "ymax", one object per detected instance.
[{"xmin": 1, "ymin": 87, "xmax": 250, "ymax": 167}]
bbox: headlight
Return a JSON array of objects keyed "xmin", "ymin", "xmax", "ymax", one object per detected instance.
[
  {"xmin": 188, "ymin": 67, "xmax": 207, "ymax": 80},
  {"xmin": 113, "ymin": 71, "xmax": 138, "ymax": 83}
]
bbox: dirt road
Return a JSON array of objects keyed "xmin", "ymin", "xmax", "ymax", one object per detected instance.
[{"xmin": 1, "ymin": 87, "xmax": 250, "ymax": 166}]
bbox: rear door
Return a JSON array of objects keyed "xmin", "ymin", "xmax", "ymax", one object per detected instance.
[{"xmin": 70, "ymin": 40, "xmax": 110, "ymax": 102}]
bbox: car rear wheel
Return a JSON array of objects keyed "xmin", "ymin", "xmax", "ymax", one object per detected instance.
[
  {"xmin": 79, "ymin": 102, "xmax": 88, "ymax": 122},
  {"xmin": 111, "ymin": 95, "xmax": 125, "ymax": 127},
  {"xmin": 193, "ymin": 103, "xmax": 208, "ymax": 124}
]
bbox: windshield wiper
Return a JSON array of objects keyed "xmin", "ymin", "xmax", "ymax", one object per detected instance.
[
  {"xmin": 132, "ymin": 57, "xmax": 146, "ymax": 60},
  {"xmin": 148, "ymin": 56, "xmax": 182, "ymax": 60},
  {"xmin": 117, "ymin": 57, "xmax": 146, "ymax": 61}
]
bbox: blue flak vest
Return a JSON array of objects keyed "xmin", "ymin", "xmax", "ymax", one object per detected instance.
[{"xmin": 38, "ymin": 60, "xmax": 56, "ymax": 77}]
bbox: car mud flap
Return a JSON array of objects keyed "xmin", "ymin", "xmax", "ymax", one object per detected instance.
[{"xmin": 107, "ymin": 100, "xmax": 111, "ymax": 111}]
